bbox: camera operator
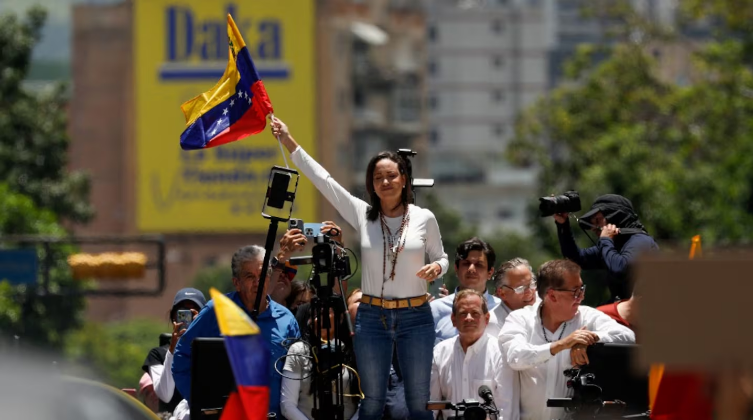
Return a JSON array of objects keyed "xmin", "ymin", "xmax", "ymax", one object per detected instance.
[
  {"xmin": 498, "ymin": 260, "xmax": 635, "ymax": 420},
  {"xmin": 430, "ymin": 290, "xmax": 507, "ymax": 420},
  {"xmin": 553, "ymin": 194, "xmax": 658, "ymax": 302}
]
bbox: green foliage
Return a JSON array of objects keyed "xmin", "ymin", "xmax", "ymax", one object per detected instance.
[
  {"xmin": 65, "ymin": 318, "xmax": 170, "ymax": 389},
  {"xmin": 0, "ymin": 184, "xmax": 87, "ymax": 348},
  {"xmin": 0, "ymin": 6, "xmax": 93, "ymax": 224},
  {"xmin": 507, "ymin": 34, "xmax": 753, "ymax": 252},
  {"xmin": 191, "ymin": 264, "xmax": 234, "ymax": 297}
]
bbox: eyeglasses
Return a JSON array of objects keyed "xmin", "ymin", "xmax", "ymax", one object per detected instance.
[
  {"xmin": 502, "ymin": 280, "xmax": 537, "ymax": 295},
  {"xmin": 551, "ymin": 284, "xmax": 586, "ymax": 300}
]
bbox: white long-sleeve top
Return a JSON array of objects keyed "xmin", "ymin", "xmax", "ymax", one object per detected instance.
[
  {"xmin": 281, "ymin": 342, "xmax": 359, "ymax": 420},
  {"xmin": 498, "ymin": 304, "xmax": 635, "ymax": 420},
  {"xmin": 291, "ymin": 146, "xmax": 449, "ymax": 299},
  {"xmin": 149, "ymin": 350, "xmax": 176, "ymax": 403},
  {"xmin": 430, "ymin": 333, "xmax": 511, "ymax": 420}
]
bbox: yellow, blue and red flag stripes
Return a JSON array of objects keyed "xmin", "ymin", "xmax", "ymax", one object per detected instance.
[
  {"xmin": 210, "ymin": 288, "xmax": 270, "ymax": 420},
  {"xmin": 180, "ymin": 15, "xmax": 274, "ymax": 150}
]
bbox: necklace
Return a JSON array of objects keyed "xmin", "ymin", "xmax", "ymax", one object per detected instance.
[
  {"xmin": 380, "ymin": 207, "xmax": 410, "ymax": 282},
  {"xmin": 540, "ymin": 304, "xmax": 567, "ymax": 343}
]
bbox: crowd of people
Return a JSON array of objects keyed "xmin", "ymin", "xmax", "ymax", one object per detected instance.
[{"xmin": 136, "ymin": 117, "xmax": 655, "ymax": 420}]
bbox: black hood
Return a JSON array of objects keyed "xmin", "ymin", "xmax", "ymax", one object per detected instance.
[{"xmin": 578, "ymin": 194, "xmax": 647, "ymax": 234}]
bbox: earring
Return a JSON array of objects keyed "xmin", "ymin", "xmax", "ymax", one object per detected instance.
[{"xmin": 403, "ymin": 185, "xmax": 406, "ymax": 189}]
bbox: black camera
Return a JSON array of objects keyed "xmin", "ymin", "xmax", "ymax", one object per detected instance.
[
  {"xmin": 539, "ymin": 190, "xmax": 581, "ymax": 217},
  {"xmin": 447, "ymin": 400, "xmax": 490, "ymax": 420}
]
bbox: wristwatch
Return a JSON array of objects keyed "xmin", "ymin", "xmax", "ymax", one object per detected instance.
[{"xmin": 270, "ymin": 256, "xmax": 281, "ymax": 269}]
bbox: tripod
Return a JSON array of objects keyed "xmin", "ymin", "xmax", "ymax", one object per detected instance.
[{"xmin": 308, "ymin": 262, "xmax": 351, "ymax": 420}]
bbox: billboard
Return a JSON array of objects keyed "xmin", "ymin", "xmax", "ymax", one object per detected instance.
[{"xmin": 134, "ymin": 0, "xmax": 316, "ymax": 232}]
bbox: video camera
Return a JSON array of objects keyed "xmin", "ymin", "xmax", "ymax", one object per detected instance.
[
  {"xmin": 539, "ymin": 190, "xmax": 581, "ymax": 217},
  {"xmin": 427, "ymin": 385, "xmax": 499, "ymax": 420},
  {"xmin": 546, "ymin": 344, "xmax": 649, "ymax": 419},
  {"xmin": 288, "ymin": 219, "xmax": 351, "ymax": 280}
]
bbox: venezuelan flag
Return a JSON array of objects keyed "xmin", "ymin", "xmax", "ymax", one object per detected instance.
[
  {"xmin": 210, "ymin": 288, "xmax": 270, "ymax": 420},
  {"xmin": 180, "ymin": 15, "xmax": 274, "ymax": 150}
]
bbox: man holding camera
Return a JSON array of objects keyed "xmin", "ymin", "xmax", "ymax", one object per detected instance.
[
  {"xmin": 552, "ymin": 194, "xmax": 658, "ymax": 302},
  {"xmin": 498, "ymin": 259, "xmax": 635, "ymax": 420}
]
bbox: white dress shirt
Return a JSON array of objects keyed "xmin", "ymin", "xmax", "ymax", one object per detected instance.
[
  {"xmin": 431, "ymin": 291, "xmax": 501, "ymax": 344},
  {"xmin": 291, "ymin": 147, "xmax": 449, "ymax": 299},
  {"xmin": 498, "ymin": 304, "xmax": 635, "ymax": 420},
  {"xmin": 487, "ymin": 298, "xmax": 541, "ymax": 420},
  {"xmin": 430, "ymin": 333, "xmax": 511, "ymax": 420}
]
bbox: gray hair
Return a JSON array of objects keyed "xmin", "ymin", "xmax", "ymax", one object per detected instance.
[
  {"xmin": 494, "ymin": 257, "xmax": 534, "ymax": 290},
  {"xmin": 231, "ymin": 245, "xmax": 266, "ymax": 279}
]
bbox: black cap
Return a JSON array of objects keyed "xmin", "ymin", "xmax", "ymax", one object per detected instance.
[{"xmin": 172, "ymin": 287, "xmax": 207, "ymax": 311}]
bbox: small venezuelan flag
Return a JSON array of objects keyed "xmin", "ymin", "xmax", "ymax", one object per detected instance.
[
  {"xmin": 210, "ymin": 288, "xmax": 270, "ymax": 420},
  {"xmin": 180, "ymin": 15, "xmax": 274, "ymax": 150}
]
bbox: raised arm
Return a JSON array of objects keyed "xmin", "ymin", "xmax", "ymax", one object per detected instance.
[
  {"xmin": 555, "ymin": 215, "xmax": 603, "ymax": 269},
  {"xmin": 271, "ymin": 117, "xmax": 368, "ymax": 230}
]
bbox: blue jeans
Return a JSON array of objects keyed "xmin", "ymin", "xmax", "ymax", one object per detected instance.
[{"xmin": 354, "ymin": 301, "xmax": 434, "ymax": 420}]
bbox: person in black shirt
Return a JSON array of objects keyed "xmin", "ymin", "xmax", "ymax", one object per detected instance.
[
  {"xmin": 141, "ymin": 288, "xmax": 206, "ymax": 415},
  {"xmin": 554, "ymin": 194, "xmax": 658, "ymax": 302}
]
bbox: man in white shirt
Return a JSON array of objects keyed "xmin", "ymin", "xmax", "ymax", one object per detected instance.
[
  {"xmin": 430, "ymin": 289, "xmax": 509, "ymax": 420},
  {"xmin": 499, "ymin": 259, "xmax": 635, "ymax": 420},
  {"xmin": 431, "ymin": 238, "xmax": 500, "ymax": 344},
  {"xmin": 489, "ymin": 258, "xmax": 541, "ymax": 420}
]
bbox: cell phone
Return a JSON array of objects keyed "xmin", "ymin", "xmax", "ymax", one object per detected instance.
[
  {"xmin": 176, "ymin": 309, "xmax": 193, "ymax": 327},
  {"xmin": 288, "ymin": 218, "xmax": 304, "ymax": 231},
  {"xmin": 303, "ymin": 223, "xmax": 325, "ymax": 238},
  {"xmin": 428, "ymin": 280, "xmax": 441, "ymax": 298}
]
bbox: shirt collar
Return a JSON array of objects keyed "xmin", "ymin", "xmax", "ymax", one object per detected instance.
[{"xmin": 455, "ymin": 331, "xmax": 489, "ymax": 356}]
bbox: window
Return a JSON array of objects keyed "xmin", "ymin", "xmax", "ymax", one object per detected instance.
[
  {"xmin": 497, "ymin": 208, "xmax": 514, "ymax": 220},
  {"xmin": 430, "ymin": 129, "xmax": 440, "ymax": 144},
  {"xmin": 429, "ymin": 94, "xmax": 438, "ymax": 110},
  {"xmin": 429, "ymin": 60, "xmax": 439, "ymax": 76},
  {"xmin": 428, "ymin": 25, "xmax": 438, "ymax": 42},
  {"xmin": 491, "ymin": 20, "xmax": 504, "ymax": 34},
  {"xmin": 394, "ymin": 85, "xmax": 422, "ymax": 122},
  {"xmin": 492, "ymin": 56, "xmax": 504, "ymax": 69},
  {"xmin": 492, "ymin": 90, "xmax": 504, "ymax": 103},
  {"xmin": 493, "ymin": 124, "xmax": 505, "ymax": 137}
]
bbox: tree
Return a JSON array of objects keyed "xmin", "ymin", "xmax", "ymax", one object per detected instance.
[
  {"xmin": 0, "ymin": 6, "xmax": 93, "ymax": 224},
  {"xmin": 0, "ymin": 6, "xmax": 92, "ymax": 349},
  {"xmin": 0, "ymin": 183, "xmax": 87, "ymax": 348},
  {"xmin": 506, "ymin": 11, "xmax": 753, "ymax": 254}
]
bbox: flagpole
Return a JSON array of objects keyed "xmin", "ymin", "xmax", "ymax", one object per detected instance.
[{"xmin": 270, "ymin": 113, "xmax": 289, "ymax": 169}]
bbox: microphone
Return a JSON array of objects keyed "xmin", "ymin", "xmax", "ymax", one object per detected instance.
[{"xmin": 478, "ymin": 385, "xmax": 495, "ymax": 406}]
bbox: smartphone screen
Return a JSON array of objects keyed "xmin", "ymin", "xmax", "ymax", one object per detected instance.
[
  {"xmin": 428, "ymin": 280, "xmax": 441, "ymax": 298},
  {"xmin": 176, "ymin": 309, "xmax": 193, "ymax": 327}
]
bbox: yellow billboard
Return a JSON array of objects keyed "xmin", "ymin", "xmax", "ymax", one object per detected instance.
[{"xmin": 134, "ymin": 0, "xmax": 316, "ymax": 232}]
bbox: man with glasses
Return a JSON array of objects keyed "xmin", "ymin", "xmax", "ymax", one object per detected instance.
[
  {"xmin": 487, "ymin": 258, "xmax": 541, "ymax": 420},
  {"xmin": 431, "ymin": 238, "xmax": 500, "ymax": 344},
  {"xmin": 172, "ymin": 237, "xmax": 303, "ymax": 419},
  {"xmin": 490, "ymin": 258, "xmax": 541, "ymax": 337},
  {"xmin": 498, "ymin": 260, "xmax": 635, "ymax": 420}
]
